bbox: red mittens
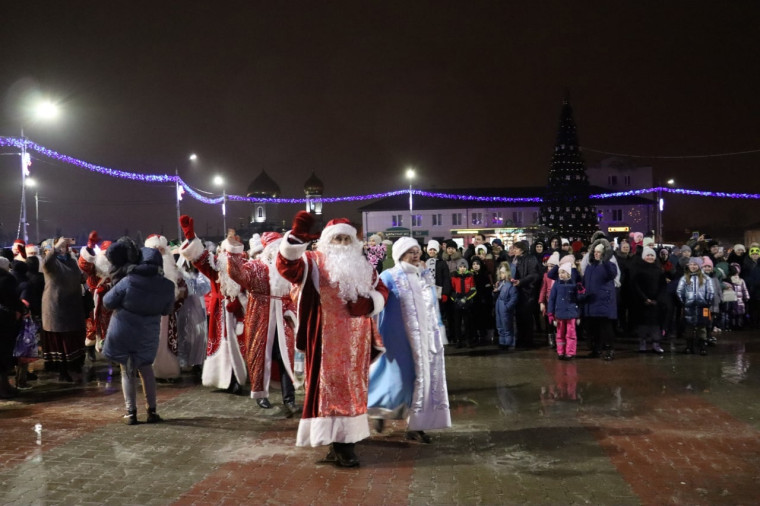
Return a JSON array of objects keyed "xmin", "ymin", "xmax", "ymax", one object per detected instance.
[
  {"xmin": 87, "ymin": 231, "xmax": 100, "ymax": 249},
  {"xmin": 180, "ymin": 215, "xmax": 195, "ymax": 240},
  {"xmin": 291, "ymin": 211, "xmax": 318, "ymax": 242}
]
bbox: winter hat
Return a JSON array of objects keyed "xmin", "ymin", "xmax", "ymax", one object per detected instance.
[
  {"xmin": 249, "ymin": 234, "xmax": 263, "ymax": 256},
  {"xmin": 455, "ymin": 258, "xmax": 469, "ymax": 271},
  {"xmin": 642, "ymin": 237, "xmax": 655, "ymax": 248},
  {"xmin": 558, "ymin": 263, "xmax": 572, "ymax": 276},
  {"xmin": 12, "ymin": 239, "xmax": 26, "ymax": 259},
  {"xmin": 594, "ymin": 243, "xmax": 606, "ymax": 253},
  {"xmin": 513, "ymin": 240, "xmax": 529, "ymax": 253},
  {"xmin": 369, "ymin": 234, "xmax": 382, "ymax": 244},
  {"xmin": 475, "ymin": 244, "xmax": 487, "ymax": 255},
  {"xmin": 702, "ymin": 256, "xmax": 713, "ymax": 267},
  {"xmin": 0, "ymin": 257, "xmax": 9, "ymax": 272},
  {"xmin": 427, "ymin": 239, "xmax": 441, "ymax": 252},
  {"xmin": 392, "ymin": 237, "xmax": 420, "ymax": 264},
  {"xmin": 660, "ymin": 248, "xmax": 670, "ymax": 257},
  {"xmin": 642, "ymin": 246, "xmax": 656, "ymax": 259},
  {"xmin": 571, "ymin": 240, "xmax": 584, "ymax": 253},
  {"xmin": 750, "ymin": 246, "xmax": 760, "ymax": 256},
  {"xmin": 559, "ymin": 254, "xmax": 575, "ymax": 266},
  {"xmin": 261, "ymin": 232, "xmax": 282, "ymax": 248},
  {"xmin": 470, "ymin": 256, "xmax": 484, "ymax": 269},
  {"xmin": 632, "ymin": 232, "xmax": 644, "ymax": 243},
  {"xmin": 680, "ymin": 245, "xmax": 692, "ymax": 254},
  {"xmin": 145, "ymin": 234, "xmax": 168, "ymax": 250},
  {"xmin": 320, "ymin": 218, "xmax": 357, "ymax": 245},
  {"xmin": 688, "ymin": 256, "xmax": 703, "ymax": 267},
  {"xmin": 491, "ymin": 238, "xmax": 503, "ymax": 247},
  {"xmin": 547, "ymin": 252, "xmax": 561, "ymax": 266},
  {"xmin": 733, "ymin": 244, "xmax": 746, "ymax": 253},
  {"xmin": 445, "ymin": 240, "xmax": 458, "ymax": 249},
  {"xmin": 25, "ymin": 244, "xmax": 39, "ymax": 257},
  {"xmin": 707, "ymin": 239, "xmax": 719, "ymax": 248},
  {"xmin": 561, "ymin": 238, "xmax": 570, "ymax": 246}
]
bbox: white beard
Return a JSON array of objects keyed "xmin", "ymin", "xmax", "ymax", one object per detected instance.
[
  {"xmin": 320, "ymin": 241, "xmax": 375, "ymax": 302},
  {"xmin": 94, "ymin": 252, "xmax": 112, "ymax": 279},
  {"xmin": 215, "ymin": 252, "xmax": 242, "ymax": 299}
]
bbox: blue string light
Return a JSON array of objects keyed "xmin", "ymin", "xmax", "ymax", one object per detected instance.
[{"xmin": 3, "ymin": 136, "xmax": 760, "ymax": 204}]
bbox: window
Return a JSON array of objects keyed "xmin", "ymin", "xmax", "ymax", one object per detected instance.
[
  {"xmin": 452, "ymin": 213, "xmax": 463, "ymax": 226},
  {"xmin": 532, "ymin": 211, "xmax": 539, "ymax": 224},
  {"xmin": 432, "ymin": 213, "xmax": 442, "ymax": 226},
  {"xmin": 624, "ymin": 175, "xmax": 631, "ymax": 186},
  {"xmin": 392, "ymin": 214, "xmax": 404, "ymax": 227},
  {"xmin": 412, "ymin": 214, "xmax": 423, "ymax": 227},
  {"xmin": 512, "ymin": 211, "xmax": 523, "ymax": 225},
  {"xmin": 257, "ymin": 206, "xmax": 264, "ymax": 218},
  {"xmin": 612, "ymin": 209, "xmax": 623, "ymax": 221},
  {"xmin": 491, "ymin": 212, "xmax": 503, "ymax": 225},
  {"xmin": 471, "ymin": 212, "xmax": 483, "ymax": 225},
  {"xmin": 608, "ymin": 175, "xmax": 618, "ymax": 186}
]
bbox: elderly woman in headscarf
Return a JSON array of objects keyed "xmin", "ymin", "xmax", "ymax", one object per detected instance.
[{"xmin": 40, "ymin": 237, "xmax": 87, "ymax": 382}]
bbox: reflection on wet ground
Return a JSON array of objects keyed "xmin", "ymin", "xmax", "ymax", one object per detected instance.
[{"xmin": 1, "ymin": 332, "xmax": 759, "ymax": 504}]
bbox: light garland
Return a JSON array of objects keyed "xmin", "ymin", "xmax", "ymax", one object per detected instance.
[{"xmin": 3, "ymin": 136, "xmax": 759, "ymax": 204}]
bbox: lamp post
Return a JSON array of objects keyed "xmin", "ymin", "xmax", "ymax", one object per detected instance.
[
  {"xmin": 25, "ymin": 178, "xmax": 39, "ymax": 243},
  {"xmin": 17, "ymin": 100, "xmax": 60, "ymax": 243},
  {"xmin": 213, "ymin": 175, "xmax": 226, "ymax": 234},
  {"xmin": 175, "ymin": 153, "xmax": 197, "ymax": 241},
  {"xmin": 406, "ymin": 167, "xmax": 415, "ymax": 238},
  {"xmin": 656, "ymin": 178, "xmax": 675, "ymax": 244}
]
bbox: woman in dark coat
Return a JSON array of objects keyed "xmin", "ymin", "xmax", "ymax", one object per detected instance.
[
  {"xmin": 103, "ymin": 247, "xmax": 175, "ymax": 425},
  {"xmin": 0, "ymin": 257, "xmax": 25, "ymax": 398},
  {"xmin": 583, "ymin": 238, "xmax": 618, "ymax": 360},
  {"xmin": 632, "ymin": 247, "xmax": 666, "ymax": 354},
  {"xmin": 41, "ymin": 237, "xmax": 87, "ymax": 381}
]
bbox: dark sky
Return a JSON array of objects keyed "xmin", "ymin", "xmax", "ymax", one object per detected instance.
[{"xmin": 2, "ymin": 1, "xmax": 760, "ymax": 244}]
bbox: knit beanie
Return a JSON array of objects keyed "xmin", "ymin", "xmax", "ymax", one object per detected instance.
[
  {"xmin": 702, "ymin": 256, "xmax": 713, "ymax": 267},
  {"xmin": 734, "ymin": 244, "xmax": 746, "ymax": 253},
  {"xmin": 559, "ymin": 254, "xmax": 574, "ymax": 266},
  {"xmin": 547, "ymin": 252, "xmax": 560, "ymax": 266},
  {"xmin": 688, "ymin": 256, "xmax": 703, "ymax": 267},
  {"xmin": 642, "ymin": 246, "xmax": 656, "ymax": 258},
  {"xmin": 558, "ymin": 263, "xmax": 572, "ymax": 276},
  {"xmin": 427, "ymin": 239, "xmax": 441, "ymax": 252}
]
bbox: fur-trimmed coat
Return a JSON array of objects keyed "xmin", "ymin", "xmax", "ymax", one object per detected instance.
[{"xmin": 582, "ymin": 239, "xmax": 618, "ymax": 319}]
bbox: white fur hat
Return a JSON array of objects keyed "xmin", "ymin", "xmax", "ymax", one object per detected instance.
[
  {"xmin": 427, "ymin": 239, "xmax": 441, "ymax": 252},
  {"xmin": 221, "ymin": 238, "xmax": 244, "ymax": 254},
  {"xmin": 392, "ymin": 237, "xmax": 420, "ymax": 264},
  {"xmin": 249, "ymin": 234, "xmax": 263, "ymax": 256},
  {"xmin": 145, "ymin": 234, "xmax": 168, "ymax": 250},
  {"xmin": 320, "ymin": 218, "xmax": 357, "ymax": 245},
  {"xmin": 475, "ymin": 244, "xmax": 487, "ymax": 255}
]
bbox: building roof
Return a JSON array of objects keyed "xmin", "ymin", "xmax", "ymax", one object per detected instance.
[
  {"xmin": 246, "ymin": 170, "xmax": 281, "ymax": 198},
  {"xmin": 304, "ymin": 171, "xmax": 324, "ymax": 195},
  {"xmin": 358, "ymin": 186, "xmax": 654, "ymax": 212}
]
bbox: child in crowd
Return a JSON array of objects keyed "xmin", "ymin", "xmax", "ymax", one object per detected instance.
[
  {"xmin": 727, "ymin": 263, "xmax": 749, "ymax": 330},
  {"xmin": 547, "ymin": 263, "xmax": 584, "ymax": 360},
  {"xmin": 450, "ymin": 259, "xmax": 477, "ymax": 348},
  {"xmin": 701, "ymin": 257, "xmax": 722, "ymax": 344},
  {"xmin": 676, "ymin": 257, "xmax": 714, "ymax": 355},
  {"xmin": 539, "ymin": 252, "xmax": 560, "ymax": 348},
  {"xmin": 494, "ymin": 262, "xmax": 519, "ymax": 351}
]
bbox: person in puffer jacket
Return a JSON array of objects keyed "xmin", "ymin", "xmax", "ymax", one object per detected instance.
[
  {"xmin": 676, "ymin": 256, "xmax": 714, "ymax": 355},
  {"xmin": 547, "ymin": 262, "xmax": 584, "ymax": 360},
  {"xmin": 103, "ymin": 247, "xmax": 176, "ymax": 425},
  {"xmin": 582, "ymin": 238, "xmax": 618, "ymax": 361}
]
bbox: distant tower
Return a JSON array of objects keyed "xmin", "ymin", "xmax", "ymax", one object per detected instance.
[
  {"xmin": 304, "ymin": 171, "xmax": 323, "ymax": 215},
  {"xmin": 539, "ymin": 98, "xmax": 598, "ymax": 239},
  {"xmin": 246, "ymin": 170, "xmax": 281, "ymax": 224}
]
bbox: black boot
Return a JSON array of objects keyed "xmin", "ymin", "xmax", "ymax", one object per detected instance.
[
  {"xmin": 146, "ymin": 407, "xmax": 163, "ymax": 423},
  {"xmin": 124, "ymin": 409, "xmax": 138, "ymax": 425},
  {"xmin": 683, "ymin": 339, "xmax": 694, "ymax": 354},
  {"xmin": 331, "ymin": 442, "xmax": 359, "ymax": 467},
  {"xmin": 548, "ymin": 333, "xmax": 555, "ymax": 349}
]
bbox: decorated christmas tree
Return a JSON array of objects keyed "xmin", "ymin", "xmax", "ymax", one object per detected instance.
[{"xmin": 539, "ymin": 99, "xmax": 598, "ymax": 239}]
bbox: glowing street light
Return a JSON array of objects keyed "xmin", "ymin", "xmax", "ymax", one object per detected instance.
[
  {"xmin": 406, "ymin": 167, "xmax": 415, "ymax": 238},
  {"xmin": 18, "ymin": 98, "xmax": 61, "ymax": 242},
  {"xmin": 25, "ymin": 178, "xmax": 40, "ymax": 243},
  {"xmin": 657, "ymin": 178, "xmax": 675, "ymax": 244},
  {"xmin": 214, "ymin": 175, "xmax": 227, "ymax": 233}
]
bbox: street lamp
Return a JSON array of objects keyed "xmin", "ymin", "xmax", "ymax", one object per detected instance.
[
  {"xmin": 406, "ymin": 167, "xmax": 415, "ymax": 238},
  {"xmin": 656, "ymin": 178, "xmax": 675, "ymax": 244},
  {"xmin": 17, "ymin": 99, "xmax": 60, "ymax": 243},
  {"xmin": 213, "ymin": 175, "xmax": 226, "ymax": 234},
  {"xmin": 25, "ymin": 178, "xmax": 40, "ymax": 243},
  {"xmin": 175, "ymin": 153, "xmax": 197, "ymax": 241}
]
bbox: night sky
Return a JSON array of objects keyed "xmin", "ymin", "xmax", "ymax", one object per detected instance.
[{"xmin": 2, "ymin": 2, "xmax": 760, "ymax": 244}]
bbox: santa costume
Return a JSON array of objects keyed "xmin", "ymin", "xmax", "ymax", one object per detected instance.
[
  {"xmin": 226, "ymin": 232, "xmax": 298, "ymax": 410},
  {"xmin": 144, "ymin": 234, "xmax": 186, "ymax": 381},
  {"xmin": 77, "ymin": 231, "xmax": 114, "ymax": 355},
  {"xmin": 179, "ymin": 216, "xmax": 248, "ymax": 393},
  {"xmin": 12, "ymin": 239, "xmax": 27, "ymax": 262},
  {"xmin": 277, "ymin": 212, "xmax": 388, "ymax": 468}
]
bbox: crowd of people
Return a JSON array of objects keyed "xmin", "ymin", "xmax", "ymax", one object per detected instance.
[{"xmin": 2, "ymin": 217, "xmax": 757, "ymax": 467}]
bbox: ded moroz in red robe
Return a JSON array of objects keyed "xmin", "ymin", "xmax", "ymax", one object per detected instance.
[{"xmin": 277, "ymin": 232, "xmax": 388, "ymax": 447}]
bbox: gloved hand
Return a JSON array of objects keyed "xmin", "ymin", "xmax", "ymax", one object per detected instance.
[
  {"xmin": 441, "ymin": 294, "xmax": 448, "ymax": 303},
  {"xmin": 226, "ymin": 297, "xmax": 244, "ymax": 319},
  {"xmin": 179, "ymin": 215, "xmax": 196, "ymax": 240},
  {"xmin": 87, "ymin": 230, "xmax": 100, "ymax": 249},
  {"xmin": 547, "ymin": 313, "xmax": 555, "ymax": 325},
  {"xmin": 291, "ymin": 211, "xmax": 319, "ymax": 242}
]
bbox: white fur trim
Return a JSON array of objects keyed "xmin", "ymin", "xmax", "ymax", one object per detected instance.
[
  {"xmin": 296, "ymin": 414, "xmax": 370, "ymax": 447},
  {"xmin": 180, "ymin": 237, "xmax": 205, "ymax": 262},
  {"xmin": 80, "ymin": 247, "xmax": 96, "ymax": 263},
  {"xmin": 368, "ymin": 289, "xmax": 385, "ymax": 317},
  {"xmin": 320, "ymin": 222, "xmax": 357, "ymax": 245},
  {"xmin": 222, "ymin": 239, "xmax": 244, "ymax": 254},
  {"xmin": 280, "ymin": 231, "xmax": 309, "ymax": 261},
  {"xmin": 145, "ymin": 235, "xmax": 168, "ymax": 250}
]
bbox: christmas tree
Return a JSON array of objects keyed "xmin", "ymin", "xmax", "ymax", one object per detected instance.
[{"xmin": 539, "ymin": 99, "xmax": 598, "ymax": 239}]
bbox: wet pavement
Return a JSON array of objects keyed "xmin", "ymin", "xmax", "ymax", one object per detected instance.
[{"xmin": 2, "ymin": 331, "xmax": 760, "ymax": 505}]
